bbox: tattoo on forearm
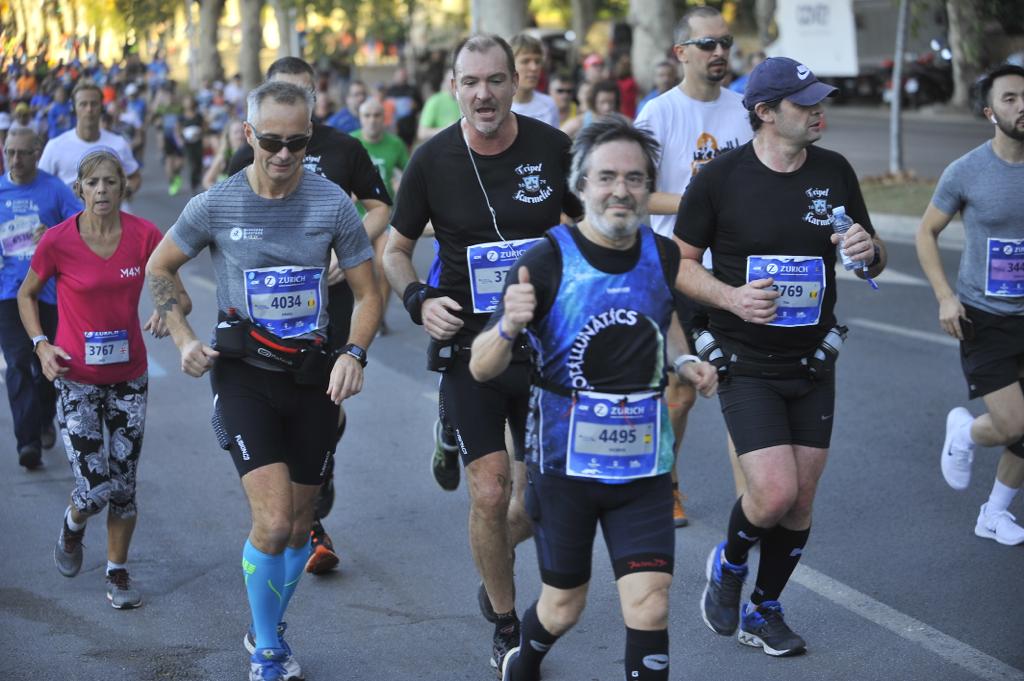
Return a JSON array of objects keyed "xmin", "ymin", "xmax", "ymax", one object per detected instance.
[{"xmin": 149, "ymin": 275, "xmax": 180, "ymax": 319}]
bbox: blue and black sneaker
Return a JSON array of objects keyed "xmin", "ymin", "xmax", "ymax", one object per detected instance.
[
  {"xmin": 738, "ymin": 601, "xmax": 807, "ymax": 657},
  {"xmin": 244, "ymin": 623, "xmax": 303, "ymax": 680},
  {"xmin": 700, "ymin": 541, "xmax": 748, "ymax": 636},
  {"xmin": 249, "ymin": 647, "xmax": 289, "ymax": 681}
]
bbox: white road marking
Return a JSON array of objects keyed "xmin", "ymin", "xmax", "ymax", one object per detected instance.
[
  {"xmin": 848, "ymin": 317, "xmax": 959, "ymax": 348},
  {"xmin": 794, "ymin": 564, "xmax": 1024, "ymax": 681}
]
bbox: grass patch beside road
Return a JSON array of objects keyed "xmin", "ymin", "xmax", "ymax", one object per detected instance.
[{"xmin": 860, "ymin": 175, "xmax": 937, "ymax": 217}]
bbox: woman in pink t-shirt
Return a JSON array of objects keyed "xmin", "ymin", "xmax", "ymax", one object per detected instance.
[{"xmin": 17, "ymin": 149, "xmax": 190, "ymax": 609}]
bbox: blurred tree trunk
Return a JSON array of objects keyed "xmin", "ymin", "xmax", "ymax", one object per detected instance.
[
  {"xmin": 629, "ymin": 0, "xmax": 675, "ymax": 92},
  {"xmin": 198, "ymin": 0, "xmax": 226, "ymax": 83},
  {"xmin": 272, "ymin": 0, "xmax": 298, "ymax": 58},
  {"xmin": 946, "ymin": 0, "xmax": 985, "ymax": 109},
  {"xmin": 755, "ymin": 0, "xmax": 776, "ymax": 48},
  {"xmin": 240, "ymin": 0, "xmax": 263, "ymax": 92},
  {"xmin": 570, "ymin": 0, "xmax": 595, "ymax": 67},
  {"xmin": 474, "ymin": 0, "xmax": 527, "ymax": 38}
]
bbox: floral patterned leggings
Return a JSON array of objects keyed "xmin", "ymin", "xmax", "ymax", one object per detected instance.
[{"xmin": 54, "ymin": 374, "xmax": 148, "ymax": 518}]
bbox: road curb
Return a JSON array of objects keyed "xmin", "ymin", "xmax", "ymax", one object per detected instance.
[{"xmin": 873, "ymin": 212, "xmax": 964, "ymax": 250}]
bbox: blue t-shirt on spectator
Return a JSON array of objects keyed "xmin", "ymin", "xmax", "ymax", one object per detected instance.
[
  {"xmin": 0, "ymin": 170, "xmax": 82, "ymax": 303},
  {"xmin": 47, "ymin": 101, "xmax": 75, "ymax": 138},
  {"xmin": 326, "ymin": 108, "xmax": 360, "ymax": 134}
]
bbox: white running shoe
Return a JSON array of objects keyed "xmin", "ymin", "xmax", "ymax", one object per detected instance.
[
  {"xmin": 975, "ymin": 503, "xmax": 1024, "ymax": 546},
  {"xmin": 941, "ymin": 407, "xmax": 975, "ymax": 490}
]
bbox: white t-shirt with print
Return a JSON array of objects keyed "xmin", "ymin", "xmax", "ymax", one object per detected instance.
[{"xmin": 635, "ymin": 86, "xmax": 751, "ymax": 238}]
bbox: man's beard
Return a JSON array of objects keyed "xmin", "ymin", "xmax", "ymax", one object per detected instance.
[
  {"xmin": 996, "ymin": 113, "xmax": 1024, "ymax": 141},
  {"xmin": 588, "ymin": 197, "xmax": 646, "ymax": 241}
]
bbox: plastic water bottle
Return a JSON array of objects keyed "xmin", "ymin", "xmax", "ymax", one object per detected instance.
[
  {"xmin": 831, "ymin": 206, "xmax": 859, "ymax": 271},
  {"xmin": 692, "ymin": 329, "xmax": 730, "ymax": 377}
]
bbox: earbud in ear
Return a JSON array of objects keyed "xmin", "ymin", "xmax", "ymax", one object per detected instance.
[{"xmin": 990, "ymin": 115, "xmax": 998, "ymax": 124}]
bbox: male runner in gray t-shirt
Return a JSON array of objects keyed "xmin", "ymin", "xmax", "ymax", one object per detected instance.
[
  {"xmin": 916, "ymin": 63, "xmax": 1024, "ymax": 547},
  {"xmin": 146, "ymin": 80, "xmax": 381, "ymax": 681},
  {"xmin": 168, "ymin": 168, "xmax": 372, "ymax": 332}
]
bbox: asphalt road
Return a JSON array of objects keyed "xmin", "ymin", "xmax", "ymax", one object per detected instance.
[{"xmin": 2, "ymin": 111, "xmax": 1021, "ymax": 681}]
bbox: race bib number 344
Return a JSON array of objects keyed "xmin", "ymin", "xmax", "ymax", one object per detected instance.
[{"xmin": 985, "ymin": 238, "xmax": 1024, "ymax": 298}]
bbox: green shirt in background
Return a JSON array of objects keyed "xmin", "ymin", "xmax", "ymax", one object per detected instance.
[
  {"xmin": 351, "ymin": 130, "xmax": 409, "ymax": 201},
  {"xmin": 419, "ymin": 91, "xmax": 461, "ymax": 131}
]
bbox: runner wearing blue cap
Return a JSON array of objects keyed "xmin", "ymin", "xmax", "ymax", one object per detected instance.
[{"xmin": 674, "ymin": 56, "xmax": 888, "ymax": 656}]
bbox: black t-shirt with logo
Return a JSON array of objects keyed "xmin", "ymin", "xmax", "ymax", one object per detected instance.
[
  {"xmin": 228, "ymin": 121, "xmax": 391, "ymax": 204},
  {"xmin": 392, "ymin": 115, "xmax": 583, "ymax": 344},
  {"xmin": 675, "ymin": 141, "xmax": 874, "ymax": 359}
]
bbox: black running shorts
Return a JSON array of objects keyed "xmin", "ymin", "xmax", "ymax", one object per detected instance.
[
  {"xmin": 211, "ymin": 357, "xmax": 340, "ymax": 485},
  {"xmin": 439, "ymin": 354, "xmax": 530, "ymax": 466},
  {"xmin": 525, "ymin": 469, "xmax": 674, "ymax": 590},
  {"xmin": 718, "ymin": 372, "xmax": 836, "ymax": 455},
  {"xmin": 960, "ymin": 305, "xmax": 1024, "ymax": 400}
]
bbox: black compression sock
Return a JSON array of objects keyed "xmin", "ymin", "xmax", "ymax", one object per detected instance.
[
  {"xmin": 509, "ymin": 602, "xmax": 557, "ymax": 681},
  {"xmin": 723, "ymin": 496, "xmax": 767, "ymax": 566},
  {"xmin": 624, "ymin": 627, "xmax": 669, "ymax": 681},
  {"xmin": 752, "ymin": 525, "xmax": 810, "ymax": 604}
]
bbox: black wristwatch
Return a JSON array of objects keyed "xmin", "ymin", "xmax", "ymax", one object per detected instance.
[{"xmin": 341, "ymin": 343, "xmax": 368, "ymax": 367}]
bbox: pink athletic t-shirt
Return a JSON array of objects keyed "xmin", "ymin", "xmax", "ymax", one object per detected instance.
[{"xmin": 31, "ymin": 211, "xmax": 162, "ymax": 384}]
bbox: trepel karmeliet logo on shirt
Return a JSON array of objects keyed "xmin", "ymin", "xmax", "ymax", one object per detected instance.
[
  {"xmin": 513, "ymin": 162, "xmax": 553, "ymax": 205},
  {"xmin": 802, "ymin": 187, "xmax": 833, "ymax": 227}
]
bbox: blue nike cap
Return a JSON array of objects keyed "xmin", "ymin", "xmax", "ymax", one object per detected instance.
[{"xmin": 742, "ymin": 57, "xmax": 838, "ymax": 110}]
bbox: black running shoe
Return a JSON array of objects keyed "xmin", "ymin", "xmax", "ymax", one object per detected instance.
[
  {"xmin": 19, "ymin": 444, "xmax": 42, "ymax": 470},
  {"xmin": 738, "ymin": 601, "xmax": 807, "ymax": 656},
  {"xmin": 491, "ymin": 617, "xmax": 520, "ymax": 673},
  {"xmin": 700, "ymin": 541, "xmax": 748, "ymax": 636},
  {"xmin": 431, "ymin": 419, "xmax": 460, "ymax": 491},
  {"xmin": 305, "ymin": 520, "xmax": 339, "ymax": 575}
]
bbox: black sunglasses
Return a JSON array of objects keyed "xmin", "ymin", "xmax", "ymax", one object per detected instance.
[
  {"xmin": 554, "ymin": 88, "xmax": 574, "ymax": 94},
  {"xmin": 251, "ymin": 127, "xmax": 311, "ymax": 153},
  {"xmin": 679, "ymin": 35, "xmax": 734, "ymax": 51}
]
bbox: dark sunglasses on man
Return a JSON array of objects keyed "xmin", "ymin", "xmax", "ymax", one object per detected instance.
[
  {"xmin": 679, "ymin": 35, "xmax": 734, "ymax": 51},
  {"xmin": 251, "ymin": 127, "xmax": 311, "ymax": 154}
]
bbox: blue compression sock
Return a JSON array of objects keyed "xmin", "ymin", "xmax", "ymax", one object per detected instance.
[
  {"xmin": 242, "ymin": 540, "xmax": 285, "ymax": 650},
  {"xmin": 280, "ymin": 539, "xmax": 312, "ymax": 621}
]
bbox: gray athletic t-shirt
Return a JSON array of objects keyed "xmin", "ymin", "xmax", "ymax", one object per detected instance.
[
  {"xmin": 932, "ymin": 141, "xmax": 1024, "ymax": 315},
  {"xmin": 169, "ymin": 169, "xmax": 373, "ymax": 334}
]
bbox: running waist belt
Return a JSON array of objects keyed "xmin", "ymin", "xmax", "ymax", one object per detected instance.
[{"xmin": 214, "ymin": 310, "xmax": 335, "ymax": 385}]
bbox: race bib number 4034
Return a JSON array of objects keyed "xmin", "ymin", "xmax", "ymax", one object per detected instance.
[{"xmin": 244, "ymin": 265, "xmax": 324, "ymax": 338}]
